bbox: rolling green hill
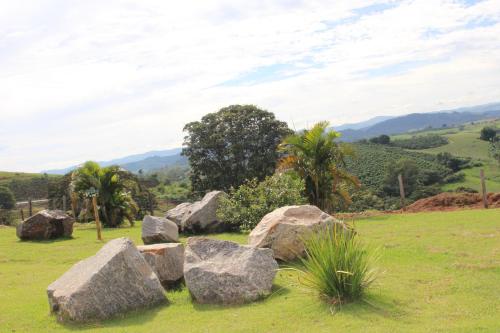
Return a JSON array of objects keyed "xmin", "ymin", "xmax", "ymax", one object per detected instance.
[
  {"xmin": 0, "ymin": 171, "xmax": 60, "ymax": 201},
  {"xmin": 391, "ymin": 119, "xmax": 500, "ymax": 192}
]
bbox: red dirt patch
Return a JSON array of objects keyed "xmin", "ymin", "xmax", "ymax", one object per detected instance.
[{"xmin": 406, "ymin": 192, "xmax": 500, "ymax": 212}]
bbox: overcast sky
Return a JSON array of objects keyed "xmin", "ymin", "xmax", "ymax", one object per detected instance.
[{"xmin": 1, "ymin": 0, "xmax": 499, "ymax": 172}]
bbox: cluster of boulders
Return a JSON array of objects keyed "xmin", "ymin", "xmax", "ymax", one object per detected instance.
[{"xmin": 46, "ymin": 195, "xmax": 346, "ymax": 323}]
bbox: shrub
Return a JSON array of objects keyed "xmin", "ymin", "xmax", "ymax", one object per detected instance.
[
  {"xmin": 217, "ymin": 173, "xmax": 306, "ymax": 232},
  {"xmin": 348, "ymin": 190, "xmax": 385, "ymax": 212},
  {"xmin": 480, "ymin": 126, "xmax": 497, "ymax": 142},
  {"xmin": 0, "ymin": 209, "xmax": 16, "ymax": 226},
  {"xmin": 443, "ymin": 172, "xmax": 465, "ymax": 183},
  {"xmin": 294, "ymin": 224, "xmax": 378, "ymax": 306},
  {"xmin": 436, "ymin": 152, "xmax": 472, "ymax": 172},
  {"xmin": 0, "ymin": 186, "xmax": 16, "ymax": 209}
]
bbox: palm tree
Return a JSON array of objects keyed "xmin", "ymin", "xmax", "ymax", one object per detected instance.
[
  {"xmin": 71, "ymin": 162, "xmax": 138, "ymax": 227},
  {"xmin": 278, "ymin": 121, "xmax": 359, "ymax": 212}
]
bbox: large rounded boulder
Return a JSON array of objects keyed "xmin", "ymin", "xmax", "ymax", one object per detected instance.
[
  {"xmin": 181, "ymin": 191, "xmax": 226, "ymax": 233},
  {"xmin": 184, "ymin": 237, "xmax": 278, "ymax": 305},
  {"xmin": 248, "ymin": 205, "xmax": 347, "ymax": 261},
  {"xmin": 16, "ymin": 210, "xmax": 74, "ymax": 240},
  {"xmin": 47, "ymin": 238, "xmax": 166, "ymax": 322}
]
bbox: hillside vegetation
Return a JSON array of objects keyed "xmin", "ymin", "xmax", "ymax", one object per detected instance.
[
  {"xmin": 0, "ymin": 171, "xmax": 60, "ymax": 201},
  {"xmin": 392, "ymin": 119, "xmax": 500, "ymax": 192}
]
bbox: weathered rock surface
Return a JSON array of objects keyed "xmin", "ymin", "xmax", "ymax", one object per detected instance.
[
  {"xmin": 137, "ymin": 243, "xmax": 184, "ymax": 287},
  {"xmin": 47, "ymin": 237, "xmax": 166, "ymax": 322},
  {"xmin": 165, "ymin": 202, "xmax": 192, "ymax": 228},
  {"xmin": 16, "ymin": 210, "xmax": 74, "ymax": 240},
  {"xmin": 248, "ymin": 205, "xmax": 347, "ymax": 261},
  {"xmin": 184, "ymin": 237, "xmax": 278, "ymax": 305},
  {"xmin": 141, "ymin": 215, "xmax": 178, "ymax": 244},
  {"xmin": 182, "ymin": 191, "xmax": 226, "ymax": 233}
]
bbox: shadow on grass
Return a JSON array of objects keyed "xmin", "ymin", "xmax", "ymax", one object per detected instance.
[
  {"xmin": 57, "ymin": 301, "xmax": 168, "ymax": 331},
  {"xmin": 325, "ymin": 292, "xmax": 406, "ymax": 321},
  {"xmin": 191, "ymin": 282, "xmax": 291, "ymax": 312},
  {"xmin": 17, "ymin": 236, "xmax": 76, "ymax": 244}
]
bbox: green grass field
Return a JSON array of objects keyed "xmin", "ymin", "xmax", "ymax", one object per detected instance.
[{"xmin": 1, "ymin": 209, "xmax": 499, "ymax": 332}]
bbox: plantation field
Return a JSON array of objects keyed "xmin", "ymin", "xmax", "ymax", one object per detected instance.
[{"xmin": 1, "ymin": 209, "xmax": 499, "ymax": 332}]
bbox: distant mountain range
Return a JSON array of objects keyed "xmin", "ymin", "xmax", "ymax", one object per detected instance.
[
  {"xmin": 337, "ymin": 103, "xmax": 500, "ymax": 142},
  {"xmin": 334, "ymin": 115, "xmax": 395, "ymax": 131},
  {"xmin": 44, "ymin": 148, "xmax": 184, "ymax": 174},
  {"xmin": 44, "ymin": 102, "xmax": 500, "ymax": 175}
]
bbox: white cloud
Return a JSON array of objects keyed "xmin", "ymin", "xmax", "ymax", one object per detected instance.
[{"xmin": 0, "ymin": 0, "xmax": 499, "ymax": 172}]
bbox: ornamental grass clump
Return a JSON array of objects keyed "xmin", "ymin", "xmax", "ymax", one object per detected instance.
[{"xmin": 296, "ymin": 224, "xmax": 378, "ymax": 306}]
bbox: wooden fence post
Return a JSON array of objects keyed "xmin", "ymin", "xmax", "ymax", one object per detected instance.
[
  {"xmin": 28, "ymin": 198, "xmax": 32, "ymax": 217},
  {"xmin": 398, "ymin": 174, "xmax": 406, "ymax": 211},
  {"xmin": 20, "ymin": 209, "xmax": 24, "ymax": 221},
  {"xmin": 480, "ymin": 169, "xmax": 488, "ymax": 209},
  {"xmin": 92, "ymin": 196, "xmax": 103, "ymax": 241}
]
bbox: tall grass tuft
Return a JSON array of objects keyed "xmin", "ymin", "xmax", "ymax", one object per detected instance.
[{"xmin": 295, "ymin": 224, "xmax": 379, "ymax": 306}]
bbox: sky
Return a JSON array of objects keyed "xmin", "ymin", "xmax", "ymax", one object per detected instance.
[{"xmin": 1, "ymin": 0, "xmax": 500, "ymax": 172}]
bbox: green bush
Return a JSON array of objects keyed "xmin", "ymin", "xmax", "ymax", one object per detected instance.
[
  {"xmin": 217, "ymin": 173, "xmax": 306, "ymax": 232},
  {"xmin": 348, "ymin": 190, "xmax": 385, "ymax": 212},
  {"xmin": 0, "ymin": 209, "xmax": 16, "ymax": 226},
  {"xmin": 294, "ymin": 224, "xmax": 378, "ymax": 306},
  {"xmin": 0, "ymin": 186, "xmax": 16, "ymax": 209},
  {"xmin": 480, "ymin": 126, "xmax": 497, "ymax": 142}
]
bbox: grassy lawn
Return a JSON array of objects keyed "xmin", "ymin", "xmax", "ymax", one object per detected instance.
[{"xmin": 0, "ymin": 209, "xmax": 499, "ymax": 332}]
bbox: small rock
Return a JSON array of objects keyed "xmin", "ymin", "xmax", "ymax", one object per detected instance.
[
  {"xmin": 16, "ymin": 210, "xmax": 74, "ymax": 240},
  {"xmin": 137, "ymin": 243, "xmax": 184, "ymax": 287},
  {"xmin": 142, "ymin": 215, "xmax": 178, "ymax": 244},
  {"xmin": 248, "ymin": 205, "xmax": 347, "ymax": 261},
  {"xmin": 184, "ymin": 237, "xmax": 278, "ymax": 305},
  {"xmin": 47, "ymin": 237, "xmax": 166, "ymax": 322}
]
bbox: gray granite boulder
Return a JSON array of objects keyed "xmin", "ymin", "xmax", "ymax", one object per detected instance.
[
  {"xmin": 184, "ymin": 237, "xmax": 278, "ymax": 305},
  {"xmin": 137, "ymin": 243, "xmax": 184, "ymax": 287},
  {"xmin": 182, "ymin": 191, "xmax": 226, "ymax": 233},
  {"xmin": 16, "ymin": 210, "xmax": 74, "ymax": 240},
  {"xmin": 165, "ymin": 202, "xmax": 192, "ymax": 228},
  {"xmin": 47, "ymin": 237, "xmax": 166, "ymax": 322},
  {"xmin": 141, "ymin": 215, "xmax": 178, "ymax": 244},
  {"xmin": 248, "ymin": 205, "xmax": 347, "ymax": 261}
]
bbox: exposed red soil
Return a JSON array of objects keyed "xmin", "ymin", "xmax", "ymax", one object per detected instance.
[{"xmin": 405, "ymin": 192, "xmax": 500, "ymax": 212}]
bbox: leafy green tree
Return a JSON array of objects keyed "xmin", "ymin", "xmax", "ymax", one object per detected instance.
[
  {"xmin": 480, "ymin": 126, "xmax": 497, "ymax": 142},
  {"xmin": 182, "ymin": 105, "xmax": 292, "ymax": 194},
  {"xmin": 0, "ymin": 186, "xmax": 16, "ymax": 209},
  {"xmin": 217, "ymin": 172, "xmax": 306, "ymax": 231},
  {"xmin": 278, "ymin": 121, "xmax": 359, "ymax": 212},
  {"xmin": 71, "ymin": 162, "xmax": 139, "ymax": 227},
  {"xmin": 382, "ymin": 159, "xmax": 420, "ymax": 196}
]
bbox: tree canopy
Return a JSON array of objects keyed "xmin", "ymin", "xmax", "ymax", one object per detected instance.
[
  {"xmin": 182, "ymin": 105, "xmax": 292, "ymax": 194},
  {"xmin": 0, "ymin": 186, "xmax": 16, "ymax": 209}
]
